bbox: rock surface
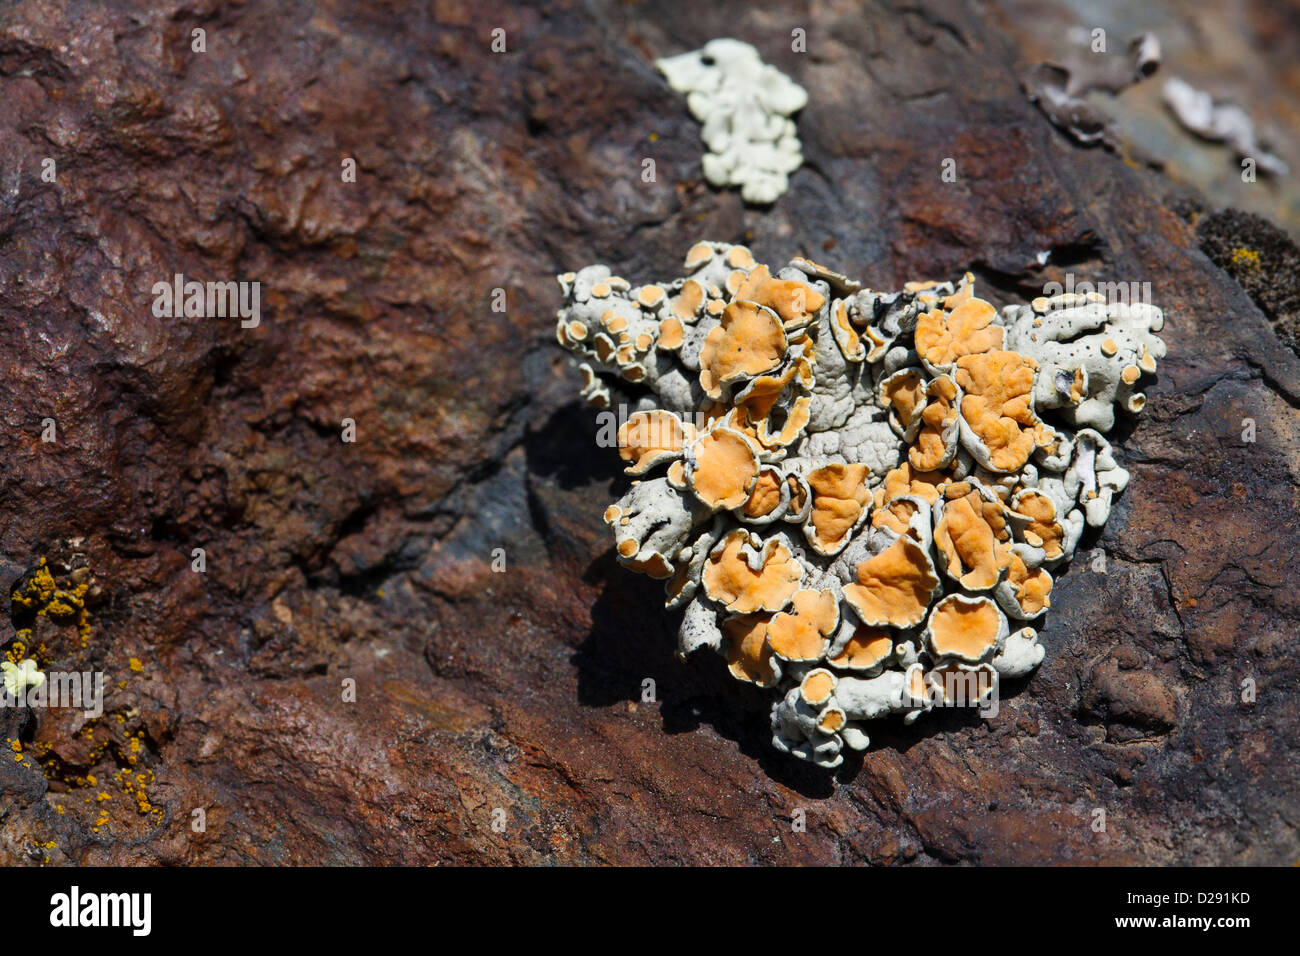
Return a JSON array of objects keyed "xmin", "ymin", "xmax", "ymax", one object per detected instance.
[{"xmin": 0, "ymin": 0, "xmax": 1296, "ymax": 864}]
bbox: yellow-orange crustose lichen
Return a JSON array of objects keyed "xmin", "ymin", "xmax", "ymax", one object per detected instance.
[
  {"xmin": 7, "ymin": 558, "xmax": 164, "ymax": 837},
  {"xmin": 556, "ymin": 242, "xmax": 1166, "ymax": 767},
  {"xmin": 10, "ymin": 558, "xmax": 92, "ymax": 654}
]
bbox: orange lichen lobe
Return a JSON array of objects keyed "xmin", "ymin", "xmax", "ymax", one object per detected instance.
[
  {"xmin": 843, "ymin": 536, "xmax": 940, "ymax": 628},
  {"xmin": 805, "ymin": 463, "xmax": 871, "ymax": 553},
  {"xmin": 723, "ymin": 613, "xmax": 778, "ymax": 686},
  {"xmin": 702, "ymin": 531, "xmax": 802, "ymax": 614},
  {"xmin": 1012, "ymin": 489, "xmax": 1065, "ymax": 561},
  {"xmin": 910, "ymin": 374, "xmax": 959, "ymax": 471},
  {"xmin": 1006, "ymin": 552, "xmax": 1052, "ymax": 616},
  {"xmin": 915, "ymin": 296, "xmax": 1004, "ymax": 368},
  {"xmin": 618, "ymin": 410, "xmax": 695, "ymax": 475},
  {"xmin": 742, "ymin": 468, "xmax": 785, "ymax": 519},
  {"xmin": 927, "ymin": 594, "xmax": 1004, "ymax": 661},
  {"xmin": 800, "ymin": 668, "xmax": 836, "ymax": 706},
  {"xmin": 689, "ymin": 426, "xmax": 761, "ymax": 510},
  {"xmin": 658, "ymin": 316, "xmax": 685, "ymax": 350},
  {"xmin": 933, "ymin": 482, "xmax": 1014, "ymax": 590},
  {"xmin": 671, "ymin": 279, "xmax": 706, "ymax": 320},
  {"xmin": 830, "ymin": 298, "xmax": 864, "ymax": 360},
  {"xmin": 734, "ymin": 265, "xmax": 826, "ymax": 330},
  {"xmin": 829, "ymin": 625, "xmax": 894, "ymax": 671},
  {"xmin": 698, "ymin": 300, "xmax": 788, "ymax": 398},
  {"xmin": 955, "ymin": 350, "xmax": 1055, "ymax": 472},
  {"xmin": 874, "ymin": 462, "xmax": 947, "ymax": 508},
  {"xmin": 766, "ymin": 589, "xmax": 839, "ymax": 662},
  {"xmin": 881, "ymin": 369, "xmax": 926, "ymax": 434},
  {"xmin": 870, "ymin": 496, "xmax": 922, "ymax": 540}
]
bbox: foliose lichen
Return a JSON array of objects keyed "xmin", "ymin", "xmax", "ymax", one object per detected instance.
[
  {"xmin": 1162, "ymin": 77, "xmax": 1288, "ymax": 177},
  {"xmin": 655, "ymin": 39, "xmax": 806, "ymax": 204},
  {"xmin": 1023, "ymin": 33, "xmax": 1160, "ymax": 152},
  {"xmin": 555, "ymin": 241, "xmax": 1167, "ymax": 767}
]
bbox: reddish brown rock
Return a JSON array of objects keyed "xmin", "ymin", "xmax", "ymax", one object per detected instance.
[
  {"xmin": 0, "ymin": 0, "xmax": 1296, "ymax": 865},
  {"xmin": 1081, "ymin": 654, "xmax": 1179, "ymax": 740}
]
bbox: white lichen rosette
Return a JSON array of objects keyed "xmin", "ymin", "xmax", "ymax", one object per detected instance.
[
  {"xmin": 556, "ymin": 241, "xmax": 1166, "ymax": 768},
  {"xmin": 656, "ymin": 39, "xmax": 806, "ymax": 204}
]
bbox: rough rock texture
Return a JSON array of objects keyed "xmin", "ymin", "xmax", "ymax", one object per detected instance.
[
  {"xmin": 999, "ymin": 0, "xmax": 1300, "ymax": 234},
  {"xmin": 0, "ymin": 0, "xmax": 1296, "ymax": 865},
  {"xmin": 1199, "ymin": 208, "xmax": 1300, "ymax": 355}
]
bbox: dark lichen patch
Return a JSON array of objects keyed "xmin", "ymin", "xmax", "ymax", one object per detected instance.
[{"xmin": 1198, "ymin": 208, "xmax": 1300, "ymax": 353}]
